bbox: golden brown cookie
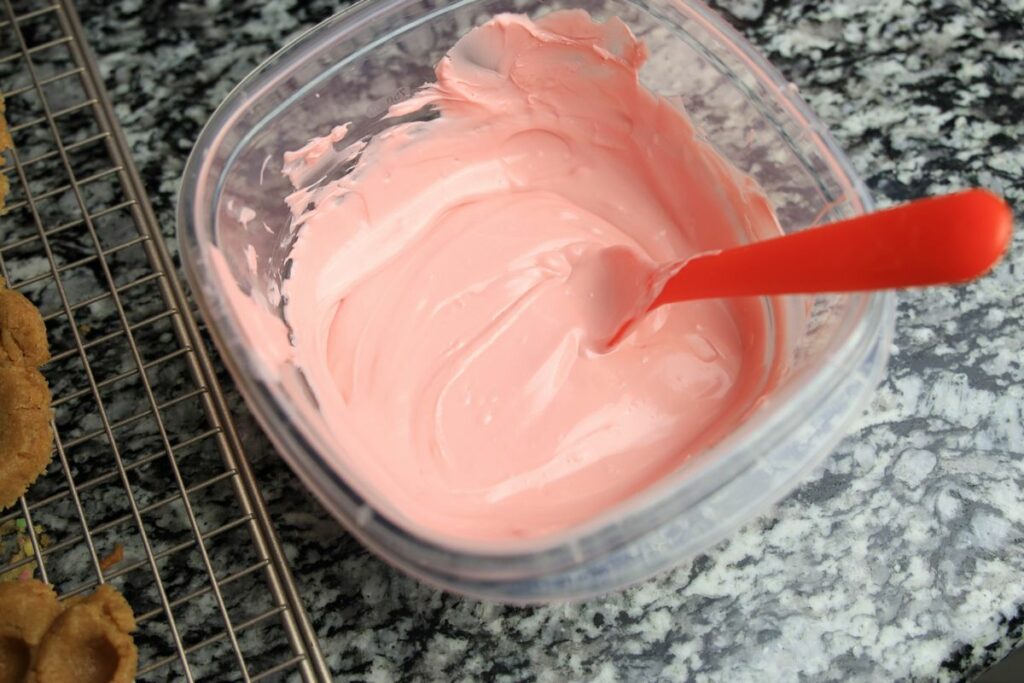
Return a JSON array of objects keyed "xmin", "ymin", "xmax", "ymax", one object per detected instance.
[
  {"xmin": 0, "ymin": 579, "xmax": 62, "ymax": 683},
  {"xmin": 29, "ymin": 585, "xmax": 137, "ymax": 683},
  {"xmin": 0, "ymin": 279, "xmax": 50, "ymax": 369},
  {"xmin": 0, "ymin": 366, "xmax": 53, "ymax": 510},
  {"xmin": 0, "ymin": 277, "xmax": 52, "ymax": 511}
]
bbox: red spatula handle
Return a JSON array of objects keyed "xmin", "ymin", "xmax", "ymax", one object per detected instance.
[{"xmin": 654, "ymin": 189, "xmax": 1013, "ymax": 306}]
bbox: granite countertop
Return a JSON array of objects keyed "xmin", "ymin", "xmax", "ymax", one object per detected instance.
[{"xmin": 75, "ymin": 0, "xmax": 1024, "ymax": 680}]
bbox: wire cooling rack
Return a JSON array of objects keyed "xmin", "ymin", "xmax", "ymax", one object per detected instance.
[{"xmin": 0, "ymin": 0, "xmax": 331, "ymax": 680}]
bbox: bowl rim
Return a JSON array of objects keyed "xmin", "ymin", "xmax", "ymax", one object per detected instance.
[{"xmin": 177, "ymin": 0, "xmax": 895, "ymax": 579}]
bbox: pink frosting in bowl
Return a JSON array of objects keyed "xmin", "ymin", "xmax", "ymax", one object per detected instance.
[{"xmin": 276, "ymin": 11, "xmax": 786, "ymax": 541}]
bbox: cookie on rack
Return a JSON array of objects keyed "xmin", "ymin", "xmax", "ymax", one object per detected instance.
[
  {"xmin": 0, "ymin": 580, "xmax": 139, "ymax": 683},
  {"xmin": 0, "ymin": 278, "xmax": 53, "ymax": 511},
  {"xmin": 0, "ymin": 278, "xmax": 50, "ymax": 369},
  {"xmin": 0, "ymin": 579, "xmax": 63, "ymax": 682},
  {"xmin": 0, "ymin": 366, "xmax": 53, "ymax": 511},
  {"xmin": 29, "ymin": 584, "xmax": 138, "ymax": 683}
]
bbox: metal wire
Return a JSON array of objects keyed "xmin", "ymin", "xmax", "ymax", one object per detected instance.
[{"xmin": 0, "ymin": 1, "xmax": 330, "ymax": 680}]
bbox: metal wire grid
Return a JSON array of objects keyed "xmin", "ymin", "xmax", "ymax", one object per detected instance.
[{"xmin": 0, "ymin": 1, "xmax": 330, "ymax": 680}]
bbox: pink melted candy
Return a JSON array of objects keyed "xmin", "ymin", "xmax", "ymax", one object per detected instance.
[{"xmin": 281, "ymin": 11, "xmax": 784, "ymax": 540}]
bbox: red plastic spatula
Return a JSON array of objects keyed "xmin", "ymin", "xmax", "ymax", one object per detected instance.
[{"xmin": 598, "ymin": 189, "xmax": 1014, "ymax": 350}]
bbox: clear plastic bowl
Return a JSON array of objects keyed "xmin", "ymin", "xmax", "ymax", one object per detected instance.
[{"xmin": 178, "ymin": 0, "xmax": 896, "ymax": 601}]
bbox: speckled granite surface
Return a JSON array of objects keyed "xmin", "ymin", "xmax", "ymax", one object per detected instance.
[{"xmin": 64, "ymin": 0, "xmax": 1024, "ymax": 680}]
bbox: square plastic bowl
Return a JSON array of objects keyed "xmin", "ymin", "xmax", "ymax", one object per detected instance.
[{"xmin": 178, "ymin": 0, "xmax": 895, "ymax": 602}]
